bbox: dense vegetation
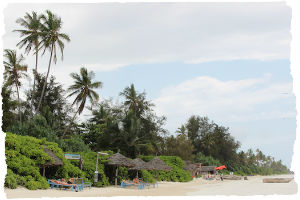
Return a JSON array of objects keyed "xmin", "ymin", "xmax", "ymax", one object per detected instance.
[
  {"xmin": 5, "ymin": 133, "xmax": 190, "ymax": 189},
  {"xmin": 3, "ymin": 9, "xmax": 290, "ymax": 189},
  {"xmin": 5, "ymin": 132, "xmax": 83, "ymax": 189}
]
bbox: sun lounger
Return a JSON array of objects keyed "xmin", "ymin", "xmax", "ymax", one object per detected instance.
[
  {"xmin": 69, "ymin": 178, "xmax": 91, "ymax": 189},
  {"xmin": 48, "ymin": 179, "xmax": 82, "ymax": 192},
  {"xmin": 138, "ymin": 178, "xmax": 157, "ymax": 188},
  {"xmin": 121, "ymin": 180, "xmax": 145, "ymax": 190}
]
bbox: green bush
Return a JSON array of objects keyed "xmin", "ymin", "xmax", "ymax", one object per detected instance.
[
  {"xmin": 139, "ymin": 155, "xmax": 192, "ymax": 182},
  {"xmin": 5, "ymin": 132, "xmax": 87, "ymax": 190},
  {"xmin": 67, "ymin": 151, "xmax": 113, "ymax": 187},
  {"xmin": 5, "ymin": 169, "xmax": 18, "ymax": 189}
]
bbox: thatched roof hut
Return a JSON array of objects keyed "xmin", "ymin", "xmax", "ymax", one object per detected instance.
[
  {"xmin": 201, "ymin": 166, "xmax": 216, "ymax": 174},
  {"xmin": 41, "ymin": 146, "xmax": 63, "ymax": 176},
  {"xmin": 43, "ymin": 147, "xmax": 63, "ymax": 166},
  {"xmin": 107, "ymin": 153, "xmax": 135, "ymax": 167},
  {"xmin": 146, "ymin": 157, "xmax": 172, "ymax": 171},
  {"xmin": 184, "ymin": 161, "xmax": 201, "ymax": 177}
]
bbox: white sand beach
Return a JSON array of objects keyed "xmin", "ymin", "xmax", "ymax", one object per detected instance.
[{"xmin": 4, "ymin": 174, "xmax": 297, "ymax": 198}]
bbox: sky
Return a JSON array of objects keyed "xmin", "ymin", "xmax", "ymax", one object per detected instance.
[{"xmin": 2, "ymin": 2, "xmax": 296, "ymax": 168}]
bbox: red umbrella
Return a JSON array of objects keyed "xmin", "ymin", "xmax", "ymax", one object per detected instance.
[{"xmin": 216, "ymin": 165, "xmax": 226, "ymax": 170}]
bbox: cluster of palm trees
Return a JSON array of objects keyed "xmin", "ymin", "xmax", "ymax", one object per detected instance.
[{"xmin": 3, "ymin": 10, "xmax": 101, "ymax": 130}]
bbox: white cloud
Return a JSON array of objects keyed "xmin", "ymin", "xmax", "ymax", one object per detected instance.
[
  {"xmin": 3, "ymin": 2, "xmax": 291, "ymax": 75},
  {"xmin": 153, "ymin": 74, "xmax": 295, "ymax": 133}
]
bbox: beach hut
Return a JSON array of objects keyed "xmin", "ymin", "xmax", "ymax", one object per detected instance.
[
  {"xmin": 184, "ymin": 161, "xmax": 202, "ymax": 177},
  {"xmin": 200, "ymin": 166, "xmax": 216, "ymax": 176},
  {"xmin": 107, "ymin": 153, "xmax": 135, "ymax": 186},
  {"xmin": 41, "ymin": 146, "xmax": 63, "ymax": 177},
  {"xmin": 128, "ymin": 158, "xmax": 148, "ymax": 178}
]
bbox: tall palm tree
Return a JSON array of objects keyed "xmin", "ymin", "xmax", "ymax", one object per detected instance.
[
  {"xmin": 120, "ymin": 84, "xmax": 152, "ymax": 117},
  {"xmin": 3, "ymin": 49, "xmax": 28, "ymax": 123},
  {"xmin": 36, "ymin": 10, "xmax": 70, "ymax": 114},
  {"xmin": 176, "ymin": 125, "xmax": 187, "ymax": 136},
  {"xmin": 14, "ymin": 11, "xmax": 42, "ymax": 96},
  {"xmin": 62, "ymin": 67, "xmax": 102, "ymax": 137},
  {"xmin": 120, "ymin": 84, "xmax": 138, "ymax": 115}
]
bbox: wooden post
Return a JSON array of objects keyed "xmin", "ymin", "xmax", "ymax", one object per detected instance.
[
  {"xmin": 115, "ymin": 166, "xmax": 119, "ymax": 186},
  {"xmin": 136, "ymin": 170, "xmax": 138, "ymax": 178},
  {"xmin": 42, "ymin": 166, "xmax": 45, "ymax": 177},
  {"xmin": 80, "ymin": 157, "xmax": 83, "ymax": 170}
]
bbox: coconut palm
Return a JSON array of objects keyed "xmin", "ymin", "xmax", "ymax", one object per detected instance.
[
  {"xmin": 176, "ymin": 125, "xmax": 187, "ymax": 136},
  {"xmin": 62, "ymin": 67, "xmax": 102, "ymax": 137},
  {"xmin": 120, "ymin": 84, "xmax": 153, "ymax": 117},
  {"xmin": 14, "ymin": 11, "xmax": 42, "ymax": 95},
  {"xmin": 3, "ymin": 49, "xmax": 28, "ymax": 123},
  {"xmin": 35, "ymin": 10, "xmax": 70, "ymax": 114}
]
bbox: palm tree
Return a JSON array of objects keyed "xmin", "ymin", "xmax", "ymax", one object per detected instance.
[
  {"xmin": 36, "ymin": 10, "xmax": 70, "ymax": 114},
  {"xmin": 120, "ymin": 84, "xmax": 138, "ymax": 115},
  {"xmin": 120, "ymin": 84, "xmax": 153, "ymax": 117},
  {"xmin": 62, "ymin": 67, "xmax": 102, "ymax": 137},
  {"xmin": 14, "ymin": 11, "xmax": 42, "ymax": 96},
  {"xmin": 3, "ymin": 49, "xmax": 28, "ymax": 123},
  {"xmin": 176, "ymin": 125, "xmax": 187, "ymax": 136}
]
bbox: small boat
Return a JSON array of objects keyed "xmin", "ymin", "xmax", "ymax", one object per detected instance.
[
  {"xmin": 263, "ymin": 178, "xmax": 293, "ymax": 183},
  {"xmin": 223, "ymin": 175, "xmax": 242, "ymax": 180}
]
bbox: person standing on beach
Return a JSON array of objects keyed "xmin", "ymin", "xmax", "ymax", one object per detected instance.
[{"xmin": 220, "ymin": 173, "xmax": 223, "ymax": 181}]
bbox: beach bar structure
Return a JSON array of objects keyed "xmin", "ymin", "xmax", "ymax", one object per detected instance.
[
  {"xmin": 41, "ymin": 146, "xmax": 63, "ymax": 177},
  {"xmin": 184, "ymin": 161, "xmax": 202, "ymax": 177},
  {"xmin": 200, "ymin": 166, "xmax": 217, "ymax": 175}
]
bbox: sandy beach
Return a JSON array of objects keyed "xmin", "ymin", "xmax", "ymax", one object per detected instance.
[{"xmin": 4, "ymin": 174, "xmax": 297, "ymax": 198}]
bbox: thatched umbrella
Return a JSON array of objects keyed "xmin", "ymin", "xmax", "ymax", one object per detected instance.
[
  {"xmin": 128, "ymin": 158, "xmax": 148, "ymax": 178},
  {"xmin": 145, "ymin": 157, "xmax": 172, "ymax": 183},
  {"xmin": 107, "ymin": 153, "xmax": 135, "ymax": 186},
  {"xmin": 41, "ymin": 146, "xmax": 63, "ymax": 176},
  {"xmin": 146, "ymin": 157, "xmax": 172, "ymax": 171}
]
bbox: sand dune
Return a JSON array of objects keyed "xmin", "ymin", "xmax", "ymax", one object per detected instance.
[{"xmin": 4, "ymin": 174, "xmax": 297, "ymax": 198}]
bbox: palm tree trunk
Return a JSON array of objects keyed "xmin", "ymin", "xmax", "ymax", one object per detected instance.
[
  {"xmin": 32, "ymin": 43, "xmax": 39, "ymax": 113},
  {"xmin": 15, "ymin": 81, "xmax": 22, "ymax": 124},
  {"xmin": 33, "ymin": 41, "xmax": 39, "ymax": 92},
  {"xmin": 35, "ymin": 43, "xmax": 54, "ymax": 114},
  {"xmin": 62, "ymin": 108, "xmax": 80, "ymax": 138}
]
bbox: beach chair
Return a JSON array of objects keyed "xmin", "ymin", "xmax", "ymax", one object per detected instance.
[
  {"xmin": 138, "ymin": 178, "xmax": 156, "ymax": 189},
  {"xmin": 48, "ymin": 179, "xmax": 82, "ymax": 192},
  {"xmin": 121, "ymin": 180, "xmax": 145, "ymax": 190},
  {"xmin": 48, "ymin": 179, "xmax": 61, "ymax": 189},
  {"xmin": 69, "ymin": 178, "xmax": 90, "ymax": 190}
]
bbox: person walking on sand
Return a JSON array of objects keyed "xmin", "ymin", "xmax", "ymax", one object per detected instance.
[{"xmin": 220, "ymin": 173, "xmax": 224, "ymax": 181}]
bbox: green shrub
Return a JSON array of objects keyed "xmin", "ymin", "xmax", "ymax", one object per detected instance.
[
  {"xmin": 67, "ymin": 151, "xmax": 113, "ymax": 187},
  {"xmin": 140, "ymin": 170, "xmax": 155, "ymax": 183},
  {"xmin": 5, "ymin": 169, "xmax": 18, "ymax": 189},
  {"xmin": 139, "ymin": 155, "xmax": 192, "ymax": 182},
  {"xmin": 4, "ymin": 132, "xmax": 88, "ymax": 190}
]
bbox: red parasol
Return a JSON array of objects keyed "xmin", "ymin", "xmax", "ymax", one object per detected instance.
[{"xmin": 216, "ymin": 165, "xmax": 226, "ymax": 170}]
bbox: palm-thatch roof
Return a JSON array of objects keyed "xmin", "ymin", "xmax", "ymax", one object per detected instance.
[
  {"xmin": 146, "ymin": 157, "xmax": 172, "ymax": 171},
  {"xmin": 128, "ymin": 158, "xmax": 148, "ymax": 170},
  {"xmin": 201, "ymin": 166, "xmax": 216, "ymax": 172},
  {"xmin": 107, "ymin": 153, "xmax": 135, "ymax": 167},
  {"xmin": 43, "ymin": 146, "xmax": 63, "ymax": 166},
  {"xmin": 184, "ymin": 161, "xmax": 201, "ymax": 176}
]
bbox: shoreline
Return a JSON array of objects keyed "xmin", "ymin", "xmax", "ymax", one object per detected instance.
[{"xmin": 5, "ymin": 174, "xmax": 297, "ymax": 198}]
